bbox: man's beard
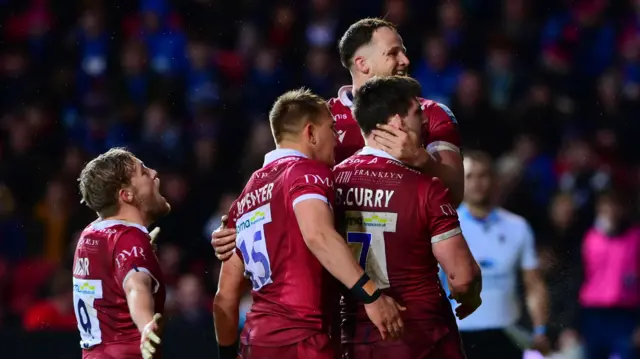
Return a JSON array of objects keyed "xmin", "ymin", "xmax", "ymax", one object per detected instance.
[{"xmin": 137, "ymin": 194, "xmax": 171, "ymax": 223}]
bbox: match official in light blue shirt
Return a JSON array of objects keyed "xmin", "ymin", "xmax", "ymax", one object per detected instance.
[{"xmin": 442, "ymin": 151, "xmax": 551, "ymax": 359}]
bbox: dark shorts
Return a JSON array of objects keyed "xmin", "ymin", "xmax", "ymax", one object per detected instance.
[
  {"xmin": 342, "ymin": 325, "xmax": 466, "ymax": 359},
  {"xmin": 240, "ymin": 333, "xmax": 335, "ymax": 359}
]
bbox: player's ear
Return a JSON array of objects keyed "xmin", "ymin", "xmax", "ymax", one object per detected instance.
[
  {"xmin": 353, "ymin": 56, "xmax": 369, "ymax": 75},
  {"xmin": 119, "ymin": 188, "xmax": 134, "ymax": 204},
  {"xmin": 388, "ymin": 114, "xmax": 403, "ymax": 130},
  {"xmin": 303, "ymin": 122, "xmax": 317, "ymax": 146}
]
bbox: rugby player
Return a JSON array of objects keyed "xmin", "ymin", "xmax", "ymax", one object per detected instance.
[
  {"xmin": 73, "ymin": 148, "xmax": 170, "ymax": 359},
  {"xmin": 213, "ymin": 17, "xmax": 464, "ymax": 262},
  {"xmin": 335, "ymin": 76, "xmax": 481, "ymax": 359},
  {"xmin": 213, "ymin": 89, "xmax": 405, "ymax": 359},
  {"xmin": 332, "ymin": 18, "xmax": 463, "ymax": 205}
]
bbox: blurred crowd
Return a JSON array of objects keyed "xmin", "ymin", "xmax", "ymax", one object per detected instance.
[{"xmin": 0, "ymin": 0, "xmax": 639, "ymax": 357}]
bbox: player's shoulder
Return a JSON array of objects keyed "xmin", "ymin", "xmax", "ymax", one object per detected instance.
[
  {"xmin": 419, "ymin": 98, "xmax": 458, "ymax": 125},
  {"xmin": 287, "ymin": 157, "xmax": 333, "ymax": 177}
]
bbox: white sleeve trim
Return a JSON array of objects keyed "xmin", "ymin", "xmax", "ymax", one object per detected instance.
[
  {"xmin": 292, "ymin": 193, "xmax": 330, "ymax": 209},
  {"xmin": 122, "ymin": 267, "xmax": 160, "ymax": 294},
  {"xmin": 427, "ymin": 141, "xmax": 460, "ymax": 155},
  {"xmin": 431, "ymin": 227, "xmax": 462, "ymax": 243}
]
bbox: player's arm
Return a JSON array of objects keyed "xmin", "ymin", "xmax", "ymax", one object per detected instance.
[
  {"xmin": 420, "ymin": 103, "xmax": 464, "ymax": 206},
  {"xmin": 213, "ymin": 252, "xmax": 249, "ymax": 359},
  {"xmin": 294, "ymin": 199, "xmax": 369, "ymax": 289},
  {"xmin": 124, "ymin": 271, "xmax": 156, "ymax": 332},
  {"xmin": 420, "ymin": 150, "xmax": 464, "ymax": 207},
  {"xmin": 520, "ymin": 222, "xmax": 549, "ymax": 335},
  {"xmin": 425, "ymin": 180, "xmax": 481, "ymax": 309},
  {"xmin": 114, "ymin": 230, "xmax": 162, "ymax": 332}
]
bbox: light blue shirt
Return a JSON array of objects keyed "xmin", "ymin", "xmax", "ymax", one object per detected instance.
[{"xmin": 440, "ymin": 204, "xmax": 538, "ymax": 331}]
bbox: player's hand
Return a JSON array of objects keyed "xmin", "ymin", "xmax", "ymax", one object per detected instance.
[
  {"xmin": 149, "ymin": 227, "xmax": 161, "ymax": 252},
  {"xmin": 451, "ymin": 295, "xmax": 481, "ymax": 320},
  {"xmin": 141, "ymin": 313, "xmax": 163, "ymax": 359},
  {"xmin": 371, "ymin": 124, "xmax": 429, "ymax": 170},
  {"xmin": 212, "ymin": 215, "xmax": 237, "ymax": 261},
  {"xmin": 531, "ymin": 333, "xmax": 552, "ymax": 355},
  {"xmin": 364, "ymin": 294, "xmax": 406, "ymax": 341}
]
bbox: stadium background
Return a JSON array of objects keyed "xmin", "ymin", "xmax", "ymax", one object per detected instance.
[{"xmin": 0, "ymin": 0, "xmax": 638, "ymax": 357}]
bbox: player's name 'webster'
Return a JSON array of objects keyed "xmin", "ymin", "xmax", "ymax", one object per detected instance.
[
  {"xmin": 336, "ymin": 187, "xmax": 395, "ymax": 208},
  {"xmin": 236, "ymin": 182, "xmax": 274, "ymax": 216}
]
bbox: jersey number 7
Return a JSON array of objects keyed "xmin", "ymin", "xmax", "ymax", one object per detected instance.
[{"xmin": 344, "ymin": 211, "xmax": 398, "ymax": 290}]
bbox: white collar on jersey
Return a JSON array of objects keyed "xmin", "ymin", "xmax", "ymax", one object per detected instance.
[
  {"xmin": 359, "ymin": 146, "xmax": 401, "ymax": 163},
  {"xmin": 263, "ymin": 148, "xmax": 308, "ymax": 167},
  {"xmin": 338, "ymin": 85, "xmax": 354, "ymax": 108},
  {"xmin": 91, "ymin": 219, "xmax": 149, "ymax": 233}
]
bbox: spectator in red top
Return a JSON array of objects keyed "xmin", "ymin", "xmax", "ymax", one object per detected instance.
[{"xmin": 23, "ymin": 269, "xmax": 76, "ymax": 331}]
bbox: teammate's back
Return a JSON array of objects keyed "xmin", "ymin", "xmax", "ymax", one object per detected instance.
[
  {"xmin": 228, "ymin": 150, "xmax": 337, "ymax": 346},
  {"xmin": 335, "ymin": 149, "xmax": 459, "ymax": 330},
  {"xmin": 335, "ymin": 76, "xmax": 481, "ymax": 359}
]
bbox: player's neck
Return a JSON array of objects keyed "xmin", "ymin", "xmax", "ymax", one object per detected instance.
[
  {"xmin": 465, "ymin": 202, "xmax": 493, "ymax": 220},
  {"xmin": 103, "ymin": 206, "xmax": 150, "ymax": 228},
  {"xmin": 363, "ymin": 138, "xmax": 386, "ymax": 153},
  {"xmin": 351, "ymin": 73, "xmax": 369, "ymax": 93},
  {"xmin": 276, "ymin": 141, "xmax": 313, "ymax": 159}
]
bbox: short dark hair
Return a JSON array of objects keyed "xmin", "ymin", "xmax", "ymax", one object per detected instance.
[
  {"xmin": 269, "ymin": 88, "xmax": 329, "ymax": 143},
  {"xmin": 78, "ymin": 148, "xmax": 137, "ymax": 217},
  {"xmin": 338, "ymin": 18, "xmax": 397, "ymax": 69},
  {"xmin": 463, "ymin": 150, "xmax": 493, "ymax": 167},
  {"xmin": 352, "ymin": 76, "xmax": 422, "ymax": 136}
]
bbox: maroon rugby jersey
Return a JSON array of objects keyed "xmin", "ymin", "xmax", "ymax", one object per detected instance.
[
  {"xmin": 333, "ymin": 147, "xmax": 461, "ymax": 344},
  {"xmin": 72, "ymin": 220, "xmax": 165, "ymax": 358},
  {"xmin": 228, "ymin": 148, "xmax": 338, "ymax": 347},
  {"xmin": 329, "ymin": 85, "xmax": 462, "ymax": 164}
]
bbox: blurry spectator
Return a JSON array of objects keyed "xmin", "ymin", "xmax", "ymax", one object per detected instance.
[
  {"xmin": 303, "ymin": 46, "xmax": 334, "ymax": 98},
  {"xmin": 33, "ymin": 178, "xmax": 72, "ymax": 263},
  {"xmin": 163, "ymin": 274, "xmax": 216, "ymax": 358},
  {"xmin": 497, "ymin": 134, "xmax": 557, "ymax": 225},
  {"xmin": 540, "ymin": 0, "xmax": 615, "ymax": 95},
  {"xmin": 22, "ymin": 268, "xmax": 76, "ymax": 331},
  {"xmin": 73, "ymin": 7, "xmax": 110, "ymax": 96},
  {"xmin": 413, "ymin": 34, "xmax": 462, "ymax": 105},
  {"xmin": 538, "ymin": 193, "xmax": 583, "ymax": 347},
  {"xmin": 138, "ymin": 101, "xmax": 183, "ymax": 168},
  {"xmin": 185, "ymin": 38, "xmax": 220, "ymax": 111},
  {"xmin": 0, "ymin": 46, "xmax": 32, "ymax": 111},
  {"xmin": 499, "ymin": 0, "xmax": 537, "ymax": 66},
  {"xmin": 305, "ymin": 0, "xmax": 339, "ymax": 49},
  {"xmin": 557, "ymin": 138, "xmax": 611, "ymax": 222},
  {"xmin": 158, "ymin": 243, "xmax": 183, "ymax": 310},
  {"xmin": 579, "ymin": 190, "xmax": 640, "ymax": 359},
  {"xmin": 450, "ymin": 70, "xmax": 509, "ymax": 157},
  {"xmin": 203, "ymin": 192, "xmax": 237, "ymax": 239},
  {"xmin": 485, "ymin": 39, "xmax": 524, "ymax": 111},
  {"xmin": 139, "ymin": 0, "xmax": 188, "ymax": 76},
  {"xmin": 511, "ymin": 77, "xmax": 570, "ymax": 153},
  {"xmin": 245, "ymin": 47, "xmax": 290, "ymax": 118},
  {"xmin": 0, "ymin": 183, "xmax": 26, "ymax": 262}
]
